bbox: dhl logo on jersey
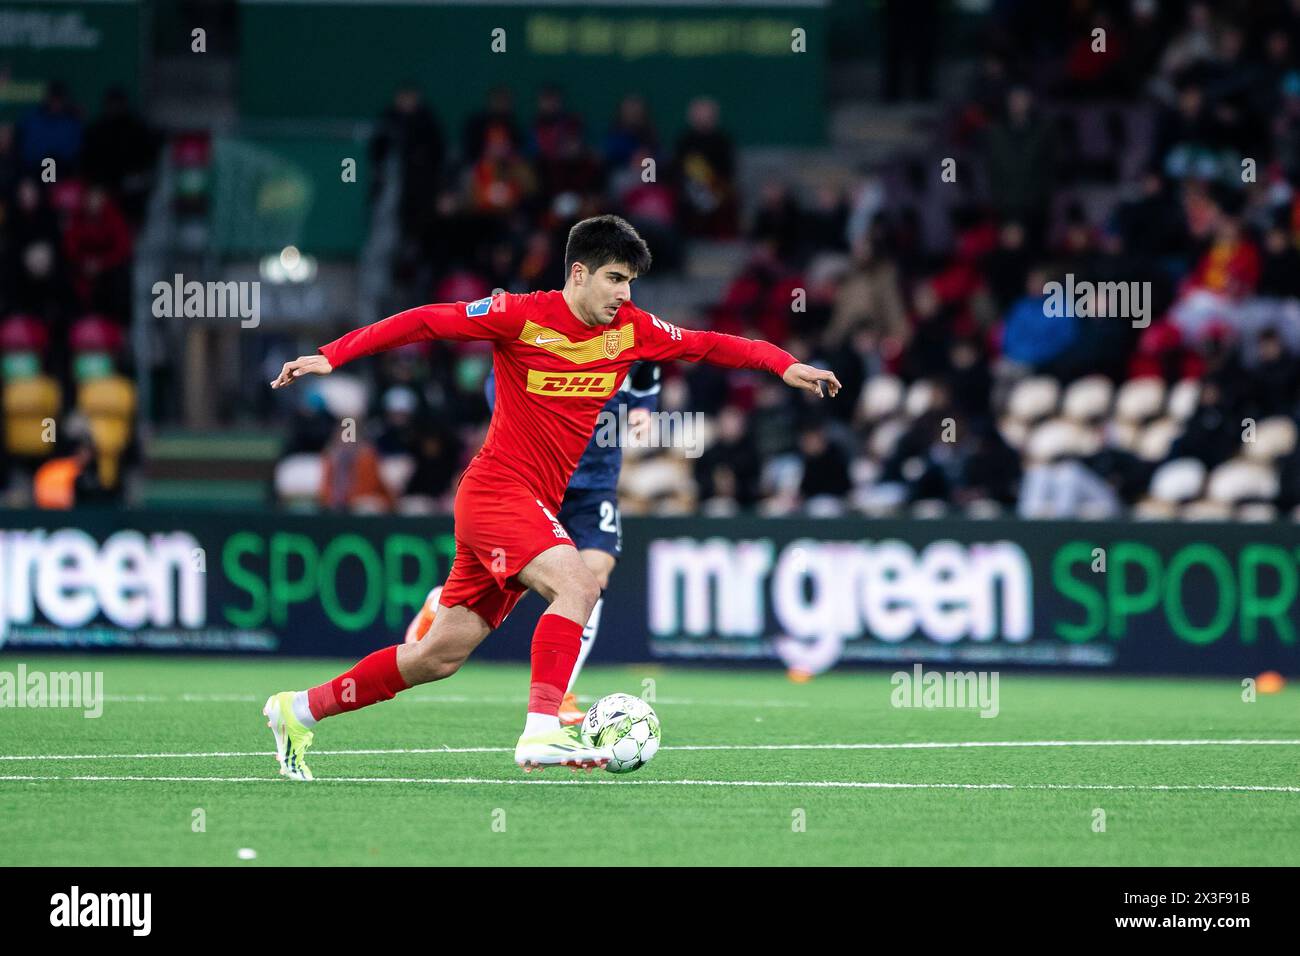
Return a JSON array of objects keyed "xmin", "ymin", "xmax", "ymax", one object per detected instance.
[{"xmin": 525, "ymin": 370, "xmax": 618, "ymax": 397}]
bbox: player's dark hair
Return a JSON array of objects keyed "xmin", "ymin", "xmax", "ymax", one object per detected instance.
[{"xmin": 564, "ymin": 215, "xmax": 652, "ymax": 278}]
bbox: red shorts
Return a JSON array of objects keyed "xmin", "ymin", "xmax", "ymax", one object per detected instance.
[{"xmin": 438, "ymin": 468, "xmax": 574, "ymax": 629}]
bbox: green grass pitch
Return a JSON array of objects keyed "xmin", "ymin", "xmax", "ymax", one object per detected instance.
[{"xmin": 2, "ymin": 653, "xmax": 1298, "ymax": 866}]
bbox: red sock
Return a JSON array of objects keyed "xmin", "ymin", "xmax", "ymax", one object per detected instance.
[
  {"xmin": 528, "ymin": 614, "xmax": 582, "ymax": 715},
  {"xmin": 307, "ymin": 645, "xmax": 409, "ymax": 721}
]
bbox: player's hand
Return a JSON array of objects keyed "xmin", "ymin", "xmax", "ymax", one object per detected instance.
[
  {"xmin": 270, "ymin": 354, "xmax": 333, "ymax": 389},
  {"xmin": 782, "ymin": 363, "xmax": 841, "ymax": 399}
]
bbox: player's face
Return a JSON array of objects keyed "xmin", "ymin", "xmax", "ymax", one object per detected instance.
[{"xmin": 581, "ymin": 262, "xmax": 636, "ymax": 325}]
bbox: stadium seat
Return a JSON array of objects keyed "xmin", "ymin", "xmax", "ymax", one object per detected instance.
[
  {"xmin": 1107, "ymin": 418, "xmax": 1140, "ymax": 451},
  {"xmin": 963, "ymin": 499, "xmax": 1003, "ymax": 519},
  {"xmin": 1181, "ymin": 499, "xmax": 1233, "ymax": 520},
  {"xmin": 274, "ymin": 454, "xmax": 324, "ymax": 503},
  {"xmin": 314, "ymin": 375, "xmax": 370, "ymax": 420},
  {"xmin": 1061, "ymin": 375, "xmax": 1113, "ymax": 423},
  {"xmin": 1133, "ymin": 498, "xmax": 1178, "ymax": 520},
  {"xmin": 1114, "ymin": 377, "xmax": 1166, "ymax": 423},
  {"xmin": 396, "ymin": 495, "xmax": 438, "ymax": 515},
  {"xmin": 1134, "ymin": 417, "xmax": 1181, "ymax": 462},
  {"xmin": 69, "ymin": 316, "xmax": 126, "ymax": 355},
  {"xmin": 904, "ymin": 378, "xmax": 940, "ymax": 418},
  {"xmin": 1236, "ymin": 502, "xmax": 1278, "ymax": 522},
  {"xmin": 77, "ymin": 376, "xmax": 137, "ymax": 487},
  {"xmin": 1166, "ymin": 379, "xmax": 1201, "ymax": 422},
  {"xmin": 859, "ymin": 375, "xmax": 903, "ymax": 422},
  {"xmin": 3, "ymin": 376, "xmax": 61, "ymax": 458},
  {"xmin": 1005, "ymin": 376, "xmax": 1060, "ymax": 424},
  {"xmin": 1242, "ymin": 416, "xmax": 1298, "ymax": 463},
  {"xmin": 1025, "ymin": 418, "xmax": 1097, "ymax": 464},
  {"xmin": 0, "ymin": 314, "xmax": 48, "ymax": 355},
  {"xmin": 378, "ymin": 454, "xmax": 416, "ymax": 496},
  {"xmin": 910, "ymin": 499, "xmax": 948, "ymax": 519},
  {"xmin": 996, "ymin": 415, "xmax": 1029, "ymax": 450},
  {"xmin": 1149, "ymin": 457, "xmax": 1206, "ymax": 503},
  {"xmin": 868, "ymin": 417, "xmax": 907, "ymax": 460},
  {"xmin": 1205, "ymin": 459, "xmax": 1279, "ymax": 505},
  {"xmin": 77, "ymin": 376, "xmax": 136, "ymax": 418}
]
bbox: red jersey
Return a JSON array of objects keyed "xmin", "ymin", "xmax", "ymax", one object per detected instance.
[{"xmin": 318, "ymin": 290, "xmax": 797, "ymax": 509}]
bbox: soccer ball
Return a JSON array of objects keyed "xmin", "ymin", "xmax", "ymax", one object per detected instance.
[{"xmin": 582, "ymin": 693, "xmax": 661, "ymax": 774}]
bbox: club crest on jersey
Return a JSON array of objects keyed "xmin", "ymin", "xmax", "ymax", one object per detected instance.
[
  {"xmin": 465, "ymin": 295, "xmax": 494, "ymax": 317},
  {"xmin": 603, "ymin": 329, "xmax": 622, "ymax": 359}
]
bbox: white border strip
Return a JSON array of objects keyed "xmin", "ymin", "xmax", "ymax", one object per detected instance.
[
  {"xmin": 2, "ymin": 774, "xmax": 1297, "ymax": 793},
  {"xmin": 3, "ymin": 739, "xmax": 1299, "ymax": 761}
]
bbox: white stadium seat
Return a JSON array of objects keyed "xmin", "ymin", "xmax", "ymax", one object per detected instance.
[
  {"xmin": 275, "ymin": 453, "xmax": 323, "ymax": 502},
  {"xmin": 378, "ymin": 454, "xmax": 416, "ymax": 496},
  {"xmin": 1148, "ymin": 457, "xmax": 1206, "ymax": 504},
  {"xmin": 904, "ymin": 378, "xmax": 940, "ymax": 418},
  {"xmin": 1166, "ymin": 379, "xmax": 1201, "ymax": 422},
  {"xmin": 1114, "ymin": 376, "xmax": 1166, "ymax": 423},
  {"xmin": 1181, "ymin": 499, "xmax": 1233, "ymax": 520},
  {"xmin": 859, "ymin": 375, "xmax": 903, "ymax": 422},
  {"xmin": 1135, "ymin": 417, "xmax": 1181, "ymax": 462},
  {"xmin": 1062, "ymin": 375, "xmax": 1114, "ymax": 423},
  {"xmin": 1242, "ymin": 416, "xmax": 1298, "ymax": 463},
  {"xmin": 1006, "ymin": 376, "xmax": 1060, "ymax": 423},
  {"xmin": 1206, "ymin": 459, "xmax": 1280, "ymax": 505}
]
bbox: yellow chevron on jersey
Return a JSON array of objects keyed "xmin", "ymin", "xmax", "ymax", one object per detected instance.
[
  {"xmin": 525, "ymin": 369, "xmax": 618, "ymax": 397},
  {"xmin": 519, "ymin": 320, "xmax": 635, "ymax": 364}
]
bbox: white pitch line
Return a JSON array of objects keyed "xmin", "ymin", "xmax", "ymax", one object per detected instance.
[
  {"xmin": 90, "ymin": 694, "xmax": 811, "ymax": 708},
  {"xmin": 0, "ymin": 774, "xmax": 1297, "ymax": 793},
  {"xmin": 2, "ymin": 739, "xmax": 1299, "ymax": 762}
]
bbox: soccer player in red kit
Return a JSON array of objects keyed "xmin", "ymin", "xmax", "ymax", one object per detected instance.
[{"xmin": 263, "ymin": 215, "xmax": 840, "ymax": 778}]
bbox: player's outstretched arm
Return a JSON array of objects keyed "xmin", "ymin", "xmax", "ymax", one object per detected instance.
[
  {"xmin": 270, "ymin": 354, "xmax": 333, "ymax": 389},
  {"xmin": 637, "ymin": 311, "xmax": 840, "ymax": 399},
  {"xmin": 306, "ymin": 296, "xmax": 525, "ymax": 376}
]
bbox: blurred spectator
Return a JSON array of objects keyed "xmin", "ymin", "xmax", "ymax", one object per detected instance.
[
  {"xmin": 465, "ymin": 125, "xmax": 537, "ymax": 215},
  {"xmin": 462, "ymin": 86, "xmax": 522, "ymax": 164},
  {"xmin": 532, "ymin": 88, "xmax": 600, "ymax": 205},
  {"xmin": 749, "ymin": 181, "xmax": 802, "ymax": 261},
  {"xmin": 376, "ymin": 385, "xmax": 423, "ymax": 456},
  {"xmin": 694, "ymin": 406, "xmax": 762, "ymax": 511},
  {"xmin": 672, "ymin": 97, "xmax": 737, "ymax": 237},
  {"xmin": 980, "ymin": 87, "xmax": 1056, "ymax": 242},
  {"xmin": 1019, "ymin": 459, "xmax": 1121, "ymax": 518},
  {"xmin": 404, "ymin": 424, "xmax": 464, "ymax": 500},
  {"xmin": 1167, "ymin": 380, "xmax": 1240, "ymax": 468},
  {"xmin": 320, "ymin": 433, "xmax": 394, "ymax": 512},
  {"xmin": 62, "ymin": 186, "xmax": 133, "ymax": 316},
  {"xmin": 826, "ymin": 237, "xmax": 908, "ymax": 348},
  {"xmin": 17, "ymin": 82, "xmax": 82, "ymax": 174},
  {"xmin": 602, "ymin": 93, "xmax": 659, "ymax": 172},
  {"xmin": 1000, "ymin": 268, "xmax": 1079, "ymax": 373},
  {"xmin": 371, "ymin": 84, "xmax": 446, "ymax": 239},
  {"xmin": 33, "ymin": 424, "xmax": 118, "ymax": 509},
  {"xmin": 797, "ymin": 421, "xmax": 852, "ymax": 505},
  {"xmin": 0, "ymin": 123, "xmax": 18, "ymax": 200},
  {"xmin": 81, "ymin": 88, "xmax": 161, "ymax": 225},
  {"xmin": 882, "ymin": 0, "xmax": 938, "ymax": 102}
]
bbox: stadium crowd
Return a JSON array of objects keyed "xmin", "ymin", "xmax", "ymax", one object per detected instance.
[
  {"xmin": 7, "ymin": 2, "xmax": 1300, "ymax": 521},
  {"xmin": 301, "ymin": 1, "xmax": 1300, "ymax": 521},
  {"xmin": 0, "ymin": 82, "xmax": 158, "ymax": 507}
]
